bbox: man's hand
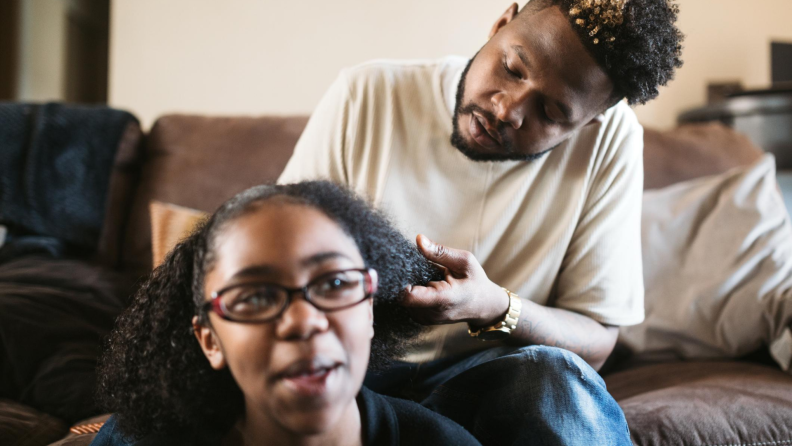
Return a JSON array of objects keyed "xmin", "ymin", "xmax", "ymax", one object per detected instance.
[
  {"xmin": 403, "ymin": 235, "xmax": 619, "ymax": 371},
  {"xmin": 402, "ymin": 234, "xmax": 509, "ymax": 327}
]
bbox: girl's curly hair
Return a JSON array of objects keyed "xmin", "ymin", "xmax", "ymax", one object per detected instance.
[{"xmin": 96, "ymin": 181, "xmax": 443, "ymax": 440}]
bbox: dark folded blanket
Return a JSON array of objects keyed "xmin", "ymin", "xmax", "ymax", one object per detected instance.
[{"xmin": 0, "ymin": 102, "xmax": 137, "ymax": 259}]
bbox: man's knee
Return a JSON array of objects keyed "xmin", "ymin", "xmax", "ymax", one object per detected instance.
[
  {"xmin": 511, "ymin": 345, "xmax": 606, "ymax": 385},
  {"xmin": 428, "ymin": 346, "xmax": 630, "ymax": 445},
  {"xmin": 506, "ymin": 346, "xmax": 630, "ymax": 442}
]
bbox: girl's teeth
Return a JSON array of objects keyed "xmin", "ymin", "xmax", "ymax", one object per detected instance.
[{"xmin": 298, "ymin": 368, "xmax": 328, "ymax": 378}]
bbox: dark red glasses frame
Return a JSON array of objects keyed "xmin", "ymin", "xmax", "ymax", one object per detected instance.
[{"xmin": 201, "ymin": 268, "xmax": 378, "ymax": 323}]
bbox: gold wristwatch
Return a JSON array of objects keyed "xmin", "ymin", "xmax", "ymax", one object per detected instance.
[{"xmin": 468, "ymin": 287, "xmax": 522, "ymax": 341}]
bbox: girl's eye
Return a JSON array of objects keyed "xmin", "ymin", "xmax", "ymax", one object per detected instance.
[
  {"xmin": 312, "ymin": 271, "xmax": 363, "ymax": 298},
  {"xmin": 227, "ymin": 287, "xmax": 280, "ymax": 311},
  {"xmin": 329, "ymin": 278, "xmax": 344, "ymax": 288},
  {"xmin": 321, "ymin": 277, "xmax": 356, "ymax": 292}
]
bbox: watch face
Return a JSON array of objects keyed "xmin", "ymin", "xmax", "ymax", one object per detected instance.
[{"xmin": 478, "ymin": 329, "xmax": 510, "ymax": 341}]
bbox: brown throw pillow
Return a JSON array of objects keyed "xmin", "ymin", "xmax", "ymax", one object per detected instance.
[{"xmin": 149, "ymin": 201, "xmax": 207, "ymax": 268}]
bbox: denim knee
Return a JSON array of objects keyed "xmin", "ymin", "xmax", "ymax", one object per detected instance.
[
  {"xmin": 424, "ymin": 345, "xmax": 631, "ymax": 445},
  {"xmin": 497, "ymin": 346, "xmax": 629, "ymax": 444},
  {"xmin": 513, "ymin": 345, "xmax": 608, "ymax": 388}
]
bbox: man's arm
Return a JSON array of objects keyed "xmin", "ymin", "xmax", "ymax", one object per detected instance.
[
  {"xmin": 510, "ymin": 300, "xmax": 619, "ymax": 371},
  {"xmin": 403, "ymin": 235, "xmax": 617, "ymax": 370},
  {"xmin": 403, "ymin": 117, "xmax": 644, "ymax": 371}
]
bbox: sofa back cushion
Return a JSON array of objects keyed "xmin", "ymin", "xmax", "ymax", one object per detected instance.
[
  {"xmin": 96, "ymin": 121, "xmax": 144, "ymax": 268},
  {"xmin": 120, "ymin": 114, "xmax": 308, "ymax": 272},
  {"xmin": 643, "ymin": 123, "xmax": 763, "ymax": 190}
]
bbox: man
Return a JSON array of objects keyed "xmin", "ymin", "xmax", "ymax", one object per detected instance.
[{"xmin": 279, "ymin": 0, "xmax": 683, "ymax": 443}]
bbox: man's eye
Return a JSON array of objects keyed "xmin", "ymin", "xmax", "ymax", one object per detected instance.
[
  {"xmin": 542, "ymin": 107, "xmax": 558, "ymax": 125},
  {"xmin": 502, "ymin": 60, "xmax": 520, "ymax": 79}
]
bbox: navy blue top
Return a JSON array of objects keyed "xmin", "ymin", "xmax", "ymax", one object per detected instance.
[{"xmin": 91, "ymin": 386, "xmax": 481, "ymax": 446}]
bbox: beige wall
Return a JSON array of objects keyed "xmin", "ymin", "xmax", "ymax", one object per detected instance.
[
  {"xmin": 17, "ymin": 0, "xmax": 68, "ymax": 101},
  {"xmin": 639, "ymin": 0, "xmax": 792, "ymax": 128},
  {"xmin": 110, "ymin": 0, "xmax": 792, "ymax": 130}
]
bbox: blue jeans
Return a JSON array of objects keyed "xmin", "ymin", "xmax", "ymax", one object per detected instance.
[{"xmin": 365, "ymin": 346, "xmax": 631, "ymax": 446}]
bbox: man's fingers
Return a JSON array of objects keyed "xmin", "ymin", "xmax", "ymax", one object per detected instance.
[
  {"xmin": 401, "ymin": 283, "xmax": 455, "ymax": 325},
  {"xmin": 417, "ymin": 234, "xmax": 472, "ymax": 276},
  {"xmin": 401, "ymin": 284, "xmax": 441, "ymax": 308},
  {"xmin": 426, "ymin": 260, "xmax": 451, "ymax": 278}
]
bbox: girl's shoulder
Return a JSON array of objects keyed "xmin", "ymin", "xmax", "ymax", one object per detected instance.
[{"xmin": 358, "ymin": 387, "xmax": 482, "ymax": 446}]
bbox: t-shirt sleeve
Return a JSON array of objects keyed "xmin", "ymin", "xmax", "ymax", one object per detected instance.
[
  {"xmin": 277, "ymin": 71, "xmax": 354, "ymax": 185},
  {"xmin": 553, "ymin": 117, "xmax": 645, "ymax": 326}
]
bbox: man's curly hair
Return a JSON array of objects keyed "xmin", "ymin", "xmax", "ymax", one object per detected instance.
[
  {"xmin": 523, "ymin": 0, "xmax": 684, "ymax": 105},
  {"xmin": 96, "ymin": 181, "xmax": 443, "ymax": 440}
]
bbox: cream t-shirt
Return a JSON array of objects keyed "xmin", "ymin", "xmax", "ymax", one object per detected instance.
[{"xmin": 279, "ymin": 56, "xmax": 645, "ymax": 362}]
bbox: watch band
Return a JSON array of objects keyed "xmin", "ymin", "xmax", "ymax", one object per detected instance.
[{"xmin": 468, "ymin": 287, "xmax": 522, "ymax": 341}]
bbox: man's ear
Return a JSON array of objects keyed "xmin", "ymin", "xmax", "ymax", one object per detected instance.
[
  {"xmin": 193, "ymin": 316, "xmax": 226, "ymax": 370},
  {"xmin": 489, "ymin": 3, "xmax": 520, "ymax": 40}
]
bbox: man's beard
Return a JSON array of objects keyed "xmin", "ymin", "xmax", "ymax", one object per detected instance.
[{"xmin": 449, "ymin": 57, "xmax": 556, "ymax": 163}]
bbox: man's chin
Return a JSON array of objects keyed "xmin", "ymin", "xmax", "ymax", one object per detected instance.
[
  {"xmin": 452, "ymin": 140, "xmax": 510, "ymax": 162},
  {"xmin": 449, "ymin": 129, "xmax": 551, "ymax": 163}
]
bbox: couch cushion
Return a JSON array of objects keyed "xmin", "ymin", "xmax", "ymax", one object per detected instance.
[
  {"xmin": 95, "ymin": 120, "xmax": 144, "ymax": 268},
  {"xmin": 0, "ymin": 257, "xmax": 126, "ymax": 423},
  {"xmin": 47, "ymin": 414, "xmax": 111, "ymax": 446},
  {"xmin": 604, "ymin": 361, "xmax": 792, "ymax": 446},
  {"xmin": 0, "ymin": 399, "xmax": 67, "ymax": 446},
  {"xmin": 643, "ymin": 123, "xmax": 763, "ymax": 190},
  {"xmin": 47, "ymin": 433, "xmax": 95, "ymax": 446},
  {"xmin": 120, "ymin": 114, "xmax": 308, "ymax": 273}
]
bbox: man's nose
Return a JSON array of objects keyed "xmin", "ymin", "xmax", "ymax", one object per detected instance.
[
  {"xmin": 492, "ymin": 89, "xmax": 530, "ymax": 130},
  {"xmin": 276, "ymin": 296, "xmax": 329, "ymax": 340}
]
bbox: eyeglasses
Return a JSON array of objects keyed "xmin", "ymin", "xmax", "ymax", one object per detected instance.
[{"xmin": 202, "ymin": 268, "xmax": 378, "ymax": 323}]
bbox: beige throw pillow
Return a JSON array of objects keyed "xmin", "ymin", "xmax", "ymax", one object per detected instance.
[
  {"xmin": 149, "ymin": 201, "xmax": 208, "ymax": 268},
  {"xmin": 621, "ymin": 155, "xmax": 792, "ymax": 372}
]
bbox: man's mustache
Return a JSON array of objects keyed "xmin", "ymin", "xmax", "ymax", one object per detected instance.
[{"xmin": 457, "ymin": 103, "xmax": 515, "ymax": 153}]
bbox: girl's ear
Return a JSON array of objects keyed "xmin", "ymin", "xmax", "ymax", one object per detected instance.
[
  {"xmin": 367, "ymin": 298, "xmax": 375, "ymax": 340},
  {"xmin": 193, "ymin": 316, "xmax": 226, "ymax": 370}
]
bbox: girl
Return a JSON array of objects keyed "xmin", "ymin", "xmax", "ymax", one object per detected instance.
[{"xmin": 92, "ymin": 181, "xmax": 479, "ymax": 446}]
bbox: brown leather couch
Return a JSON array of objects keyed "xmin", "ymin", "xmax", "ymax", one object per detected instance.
[{"xmin": 5, "ymin": 114, "xmax": 791, "ymax": 446}]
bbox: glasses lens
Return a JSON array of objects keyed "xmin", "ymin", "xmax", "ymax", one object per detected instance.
[
  {"xmin": 220, "ymin": 285, "xmax": 286, "ymax": 321},
  {"xmin": 308, "ymin": 270, "xmax": 368, "ymax": 309}
]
